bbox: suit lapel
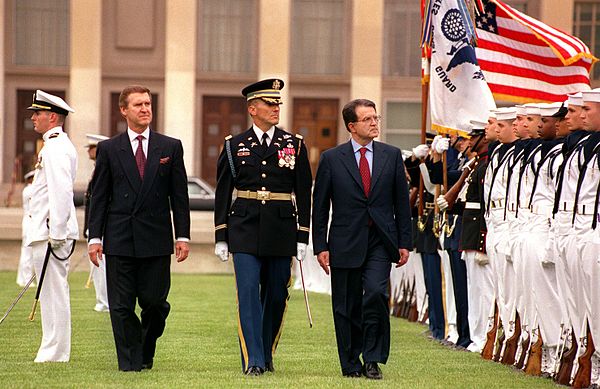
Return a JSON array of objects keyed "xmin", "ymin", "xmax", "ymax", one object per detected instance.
[
  {"xmin": 340, "ymin": 141, "xmax": 364, "ymax": 193},
  {"xmin": 135, "ymin": 131, "xmax": 162, "ymax": 211},
  {"xmin": 117, "ymin": 132, "xmax": 141, "ymax": 193},
  {"xmin": 370, "ymin": 141, "xmax": 388, "ymax": 190}
]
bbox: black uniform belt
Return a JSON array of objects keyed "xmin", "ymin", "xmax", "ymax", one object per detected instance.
[{"xmin": 237, "ymin": 190, "xmax": 292, "ymax": 201}]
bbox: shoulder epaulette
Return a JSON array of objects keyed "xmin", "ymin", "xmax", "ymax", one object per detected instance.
[
  {"xmin": 225, "ymin": 135, "xmax": 233, "ymax": 141},
  {"xmin": 295, "ymin": 134, "xmax": 303, "ymax": 140},
  {"xmin": 49, "ymin": 133, "xmax": 59, "ymax": 139}
]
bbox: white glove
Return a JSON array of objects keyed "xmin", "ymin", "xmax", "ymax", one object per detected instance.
[
  {"xmin": 435, "ymin": 137, "xmax": 450, "ymax": 153},
  {"xmin": 49, "ymin": 238, "xmax": 66, "ymax": 250},
  {"xmin": 436, "ymin": 195, "xmax": 449, "ymax": 212},
  {"xmin": 296, "ymin": 243, "xmax": 307, "ymax": 262},
  {"xmin": 215, "ymin": 241, "xmax": 229, "ymax": 262},
  {"xmin": 432, "ymin": 135, "xmax": 442, "ymax": 152},
  {"xmin": 474, "ymin": 252, "xmax": 490, "ymax": 265},
  {"xmin": 412, "ymin": 144, "xmax": 429, "ymax": 159}
]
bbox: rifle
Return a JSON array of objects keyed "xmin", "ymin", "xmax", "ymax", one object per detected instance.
[
  {"xmin": 442, "ymin": 157, "xmax": 479, "ymax": 211},
  {"xmin": 524, "ymin": 325, "xmax": 542, "ymax": 376},
  {"xmin": 501, "ymin": 311, "xmax": 521, "ymax": 366},
  {"xmin": 572, "ymin": 325, "xmax": 595, "ymax": 388},
  {"xmin": 481, "ymin": 301, "xmax": 498, "ymax": 360},
  {"xmin": 402, "ymin": 277, "xmax": 416, "ymax": 319},
  {"xmin": 493, "ymin": 326, "xmax": 505, "ymax": 362},
  {"xmin": 408, "ymin": 278, "xmax": 419, "ymax": 322},
  {"xmin": 391, "ymin": 277, "xmax": 405, "ymax": 318},
  {"xmin": 553, "ymin": 323, "xmax": 567, "ymax": 377},
  {"xmin": 555, "ymin": 330, "xmax": 577, "ymax": 385},
  {"xmin": 515, "ymin": 324, "xmax": 531, "ymax": 369}
]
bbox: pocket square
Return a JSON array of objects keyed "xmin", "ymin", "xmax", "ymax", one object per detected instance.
[{"xmin": 159, "ymin": 157, "xmax": 171, "ymax": 165}]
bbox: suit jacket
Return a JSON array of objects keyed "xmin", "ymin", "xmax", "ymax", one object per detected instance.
[
  {"xmin": 312, "ymin": 140, "xmax": 412, "ymax": 268},
  {"xmin": 88, "ymin": 131, "xmax": 190, "ymax": 258},
  {"xmin": 214, "ymin": 127, "xmax": 312, "ymax": 256}
]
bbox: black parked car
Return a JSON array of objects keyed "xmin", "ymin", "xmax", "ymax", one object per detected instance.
[{"xmin": 74, "ymin": 176, "xmax": 215, "ymax": 211}]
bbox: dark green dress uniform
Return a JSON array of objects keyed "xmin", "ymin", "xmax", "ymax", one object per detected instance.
[{"xmin": 214, "ymin": 79, "xmax": 312, "ymax": 375}]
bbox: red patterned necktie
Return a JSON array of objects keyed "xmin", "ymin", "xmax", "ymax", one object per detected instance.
[
  {"xmin": 359, "ymin": 147, "xmax": 370, "ymax": 197},
  {"xmin": 135, "ymin": 135, "xmax": 146, "ymax": 179}
]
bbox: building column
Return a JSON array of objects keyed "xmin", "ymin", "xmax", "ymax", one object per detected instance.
[
  {"xmin": 69, "ymin": 0, "xmax": 102, "ymax": 186},
  {"xmin": 350, "ymin": 0, "xmax": 384, "ymax": 109},
  {"xmin": 258, "ymin": 0, "xmax": 291, "ymax": 129},
  {"xmin": 165, "ymin": 0, "xmax": 197, "ymax": 175}
]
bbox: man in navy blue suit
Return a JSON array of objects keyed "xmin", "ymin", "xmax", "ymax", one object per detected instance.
[
  {"xmin": 88, "ymin": 85, "xmax": 190, "ymax": 372},
  {"xmin": 312, "ymin": 99, "xmax": 412, "ymax": 380}
]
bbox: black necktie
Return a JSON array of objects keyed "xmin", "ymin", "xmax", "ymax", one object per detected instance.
[{"xmin": 260, "ymin": 132, "xmax": 269, "ymax": 155}]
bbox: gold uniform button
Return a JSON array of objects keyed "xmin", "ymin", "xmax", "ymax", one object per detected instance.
[
  {"xmin": 261, "ymin": 187, "xmax": 266, "ymax": 190},
  {"xmin": 261, "ymin": 200, "xmax": 266, "ymax": 205},
  {"xmin": 261, "ymin": 173, "xmax": 266, "ymax": 178},
  {"xmin": 262, "ymin": 161, "xmax": 267, "ymax": 165},
  {"xmin": 242, "ymin": 161, "xmax": 246, "ymax": 164}
]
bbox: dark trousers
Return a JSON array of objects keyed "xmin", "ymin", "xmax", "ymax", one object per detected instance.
[
  {"xmin": 422, "ymin": 252, "xmax": 445, "ymax": 340},
  {"xmin": 106, "ymin": 255, "xmax": 171, "ymax": 371},
  {"xmin": 447, "ymin": 248, "xmax": 471, "ymax": 347},
  {"xmin": 232, "ymin": 253, "xmax": 291, "ymax": 372},
  {"xmin": 330, "ymin": 228, "xmax": 391, "ymax": 375}
]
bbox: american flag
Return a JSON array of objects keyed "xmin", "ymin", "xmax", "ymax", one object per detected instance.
[{"xmin": 475, "ymin": 0, "xmax": 596, "ymax": 103}]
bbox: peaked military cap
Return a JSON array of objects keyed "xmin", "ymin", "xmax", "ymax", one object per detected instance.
[
  {"xmin": 27, "ymin": 90, "xmax": 74, "ymax": 116},
  {"xmin": 468, "ymin": 120, "xmax": 487, "ymax": 137},
  {"xmin": 242, "ymin": 79, "xmax": 284, "ymax": 105},
  {"xmin": 85, "ymin": 133, "xmax": 109, "ymax": 148}
]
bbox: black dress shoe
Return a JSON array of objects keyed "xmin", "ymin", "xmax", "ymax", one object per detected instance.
[
  {"xmin": 245, "ymin": 366, "xmax": 264, "ymax": 376},
  {"xmin": 363, "ymin": 362, "xmax": 383, "ymax": 380},
  {"xmin": 142, "ymin": 361, "xmax": 153, "ymax": 370},
  {"xmin": 265, "ymin": 361, "xmax": 275, "ymax": 372},
  {"xmin": 343, "ymin": 371, "xmax": 362, "ymax": 378}
]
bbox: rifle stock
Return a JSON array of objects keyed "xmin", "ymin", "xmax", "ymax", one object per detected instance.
[
  {"xmin": 515, "ymin": 329, "xmax": 531, "ymax": 369},
  {"xmin": 555, "ymin": 330, "xmax": 577, "ymax": 385},
  {"xmin": 501, "ymin": 312, "xmax": 521, "ymax": 366},
  {"xmin": 524, "ymin": 327, "xmax": 542, "ymax": 376},
  {"xmin": 573, "ymin": 327, "xmax": 594, "ymax": 388},
  {"xmin": 481, "ymin": 302, "xmax": 498, "ymax": 360}
]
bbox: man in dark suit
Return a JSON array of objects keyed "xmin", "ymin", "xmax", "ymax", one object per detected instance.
[
  {"xmin": 312, "ymin": 99, "xmax": 412, "ymax": 380},
  {"xmin": 213, "ymin": 79, "xmax": 312, "ymax": 376},
  {"xmin": 87, "ymin": 85, "xmax": 190, "ymax": 372}
]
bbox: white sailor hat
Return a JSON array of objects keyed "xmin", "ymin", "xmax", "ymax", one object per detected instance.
[
  {"xmin": 525, "ymin": 104, "xmax": 541, "ymax": 116},
  {"xmin": 27, "ymin": 90, "xmax": 74, "ymax": 116},
  {"xmin": 85, "ymin": 133, "xmax": 109, "ymax": 148},
  {"xmin": 515, "ymin": 105, "xmax": 527, "ymax": 116},
  {"xmin": 488, "ymin": 111, "xmax": 497, "ymax": 119},
  {"xmin": 538, "ymin": 102, "xmax": 563, "ymax": 117},
  {"xmin": 23, "ymin": 170, "xmax": 35, "ymax": 180},
  {"xmin": 567, "ymin": 92, "xmax": 583, "ymax": 107},
  {"xmin": 492, "ymin": 107, "xmax": 517, "ymax": 121},
  {"xmin": 581, "ymin": 88, "xmax": 600, "ymax": 103}
]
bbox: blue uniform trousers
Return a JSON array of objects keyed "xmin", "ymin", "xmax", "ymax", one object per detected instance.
[
  {"xmin": 422, "ymin": 252, "xmax": 445, "ymax": 340},
  {"xmin": 232, "ymin": 253, "xmax": 291, "ymax": 372}
]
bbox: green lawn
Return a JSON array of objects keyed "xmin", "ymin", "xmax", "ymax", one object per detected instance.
[{"xmin": 0, "ymin": 271, "xmax": 554, "ymax": 388}]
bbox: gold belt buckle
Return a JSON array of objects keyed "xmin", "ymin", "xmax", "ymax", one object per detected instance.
[{"xmin": 256, "ymin": 190, "xmax": 271, "ymax": 201}]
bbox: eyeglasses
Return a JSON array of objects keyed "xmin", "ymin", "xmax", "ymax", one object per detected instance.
[{"xmin": 354, "ymin": 115, "xmax": 382, "ymax": 124}]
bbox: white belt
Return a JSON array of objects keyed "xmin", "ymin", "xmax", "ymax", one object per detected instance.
[
  {"xmin": 465, "ymin": 202, "xmax": 480, "ymax": 210},
  {"xmin": 531, "ymin": 204, "xmax": 553, "ymax": 217}
]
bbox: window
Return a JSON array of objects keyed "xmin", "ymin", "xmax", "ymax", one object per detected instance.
[
  {"xmin": 574, "ymin": 1, "xmax": 600, "ymax": 79},
  {"xmin": 384, "ymin": 101, "xmax": 423, "ymax": 151},
  {"xmin": 199, "ymin": 0, "xmax": 257, "ymax": 73},
  {"xmin": 14, "ymin": 0, "xmax": 69, "ymax": 67},
  {"xmin": 291, "ymin": 0, "xmax": 346, "ymax": 75},
  {"xmin": 383, "ymin": 0, "xmax": 421, "ymax": 77}
]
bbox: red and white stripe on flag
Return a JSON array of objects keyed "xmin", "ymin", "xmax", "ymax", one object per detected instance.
[{"xmin": 475, "ymin": 0, "xmax": 597, "ymax": 103}]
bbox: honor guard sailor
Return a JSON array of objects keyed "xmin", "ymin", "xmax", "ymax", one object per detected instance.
[
  {"xmin": 214, "ymin": 79, "xmax": 312, "ymax": 376},
  {"xmin": 24, "ymin": 90, "xmax": 78, "ymax": 362}
]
